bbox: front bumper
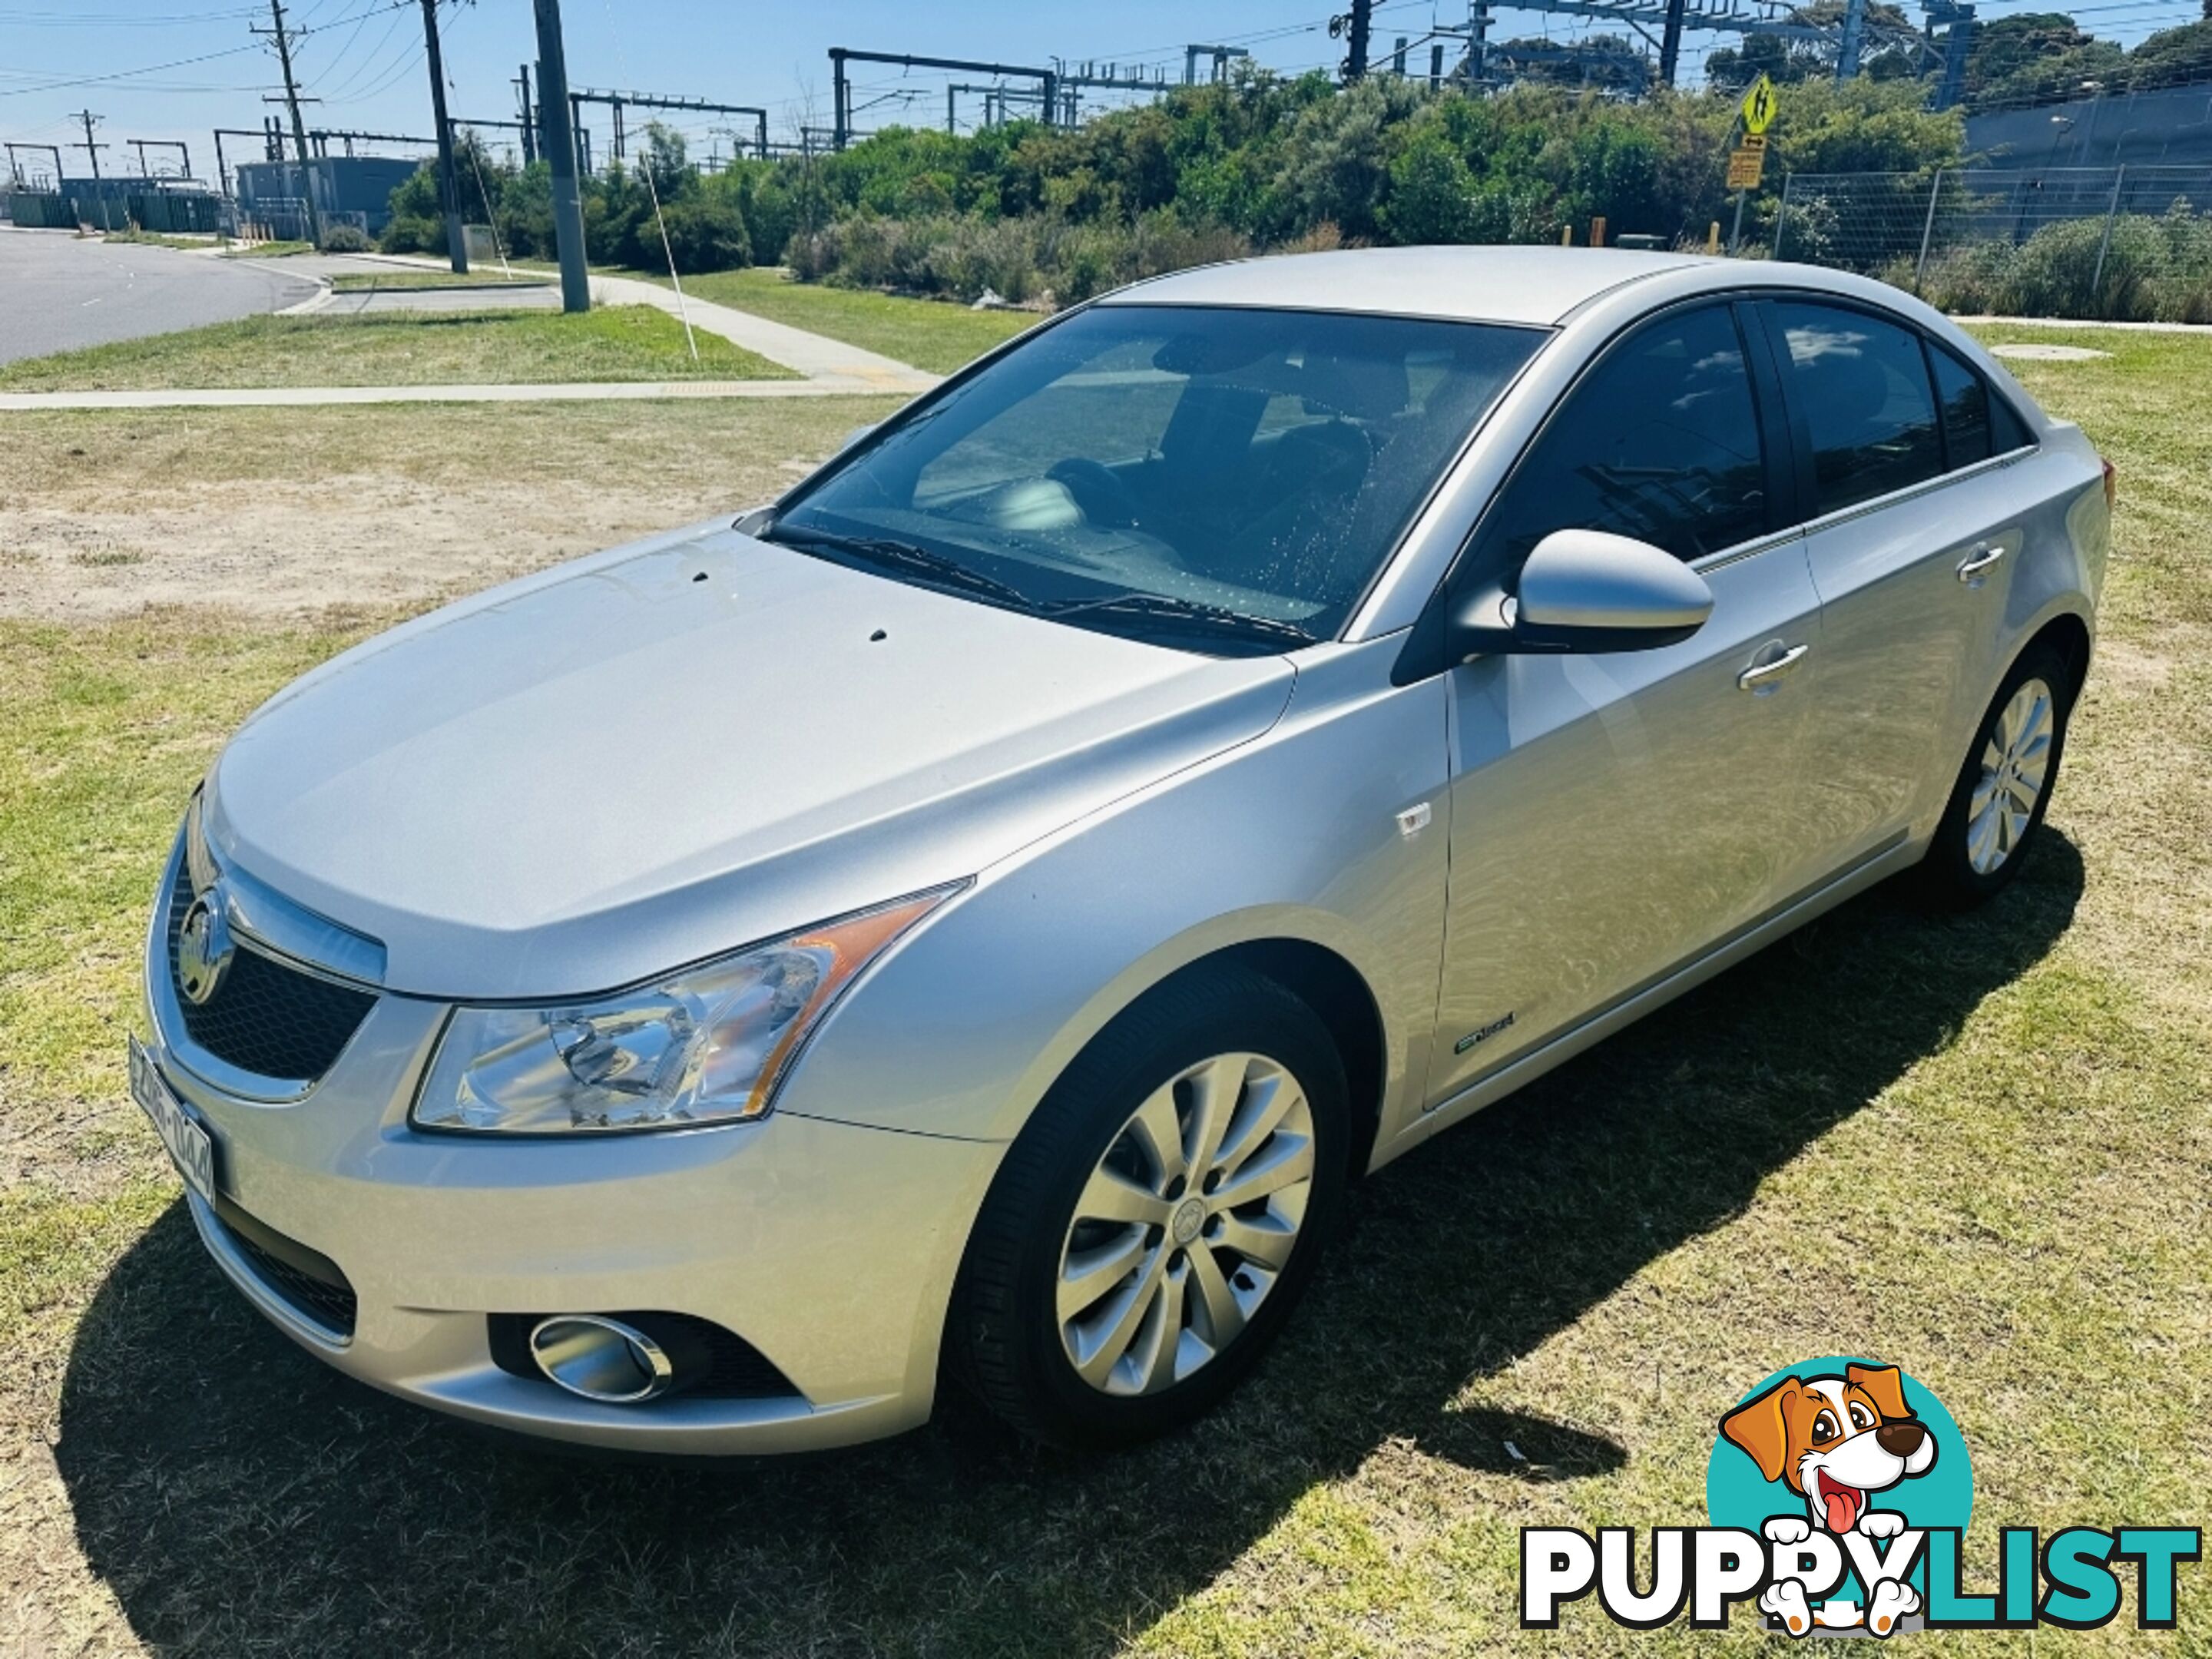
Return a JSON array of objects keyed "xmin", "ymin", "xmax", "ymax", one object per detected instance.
[{"xmin": 140, "ymin": 847, "xmax": 1005, "ymax": 1455}]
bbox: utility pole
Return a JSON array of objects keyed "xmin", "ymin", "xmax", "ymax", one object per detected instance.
[
  {"xmin": 417, "ymin": 0, "xmax": 468, "ymax": 272},
  {"xmin": 516, "ymin": 65, "xmax": 538, "ymax": 164},
  {"xmin": 1836, "ymin": 0, "xmax": 1868, "ymax": 78},
  {"xmin": 1333, "ymin": 0, "xmax": 1374, "ymax": 81},
  {"xmin": 71, "ymin": 110, "xmax": 106, "ymax": 180},
  {"xmin": 531, "ymin": 0, "xmax": 589, "ymax": 312},
  {"xmin": 1659, "ymin": 0, "xmax": 1689, "ymax": 84},
  {"xmin": 256, "ymin": 0, "xmax": 322, "ymax": 245}
]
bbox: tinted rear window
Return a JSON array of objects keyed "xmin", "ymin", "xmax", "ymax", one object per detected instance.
[
  {"xmin": 1773, "ymin": 302, "xmax": 1944, "ymax": 516},
  {"xmin": 1928, "ymin": 341, "xmax": 1992, "ymax": 469}
]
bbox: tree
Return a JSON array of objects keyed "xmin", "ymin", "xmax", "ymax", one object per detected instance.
[
  {"xmin": 1965, "ymin": 14, "xmax": 2127, "ymax": 108},
  {"xmin": 2121, "ymin": 19, "xmax": 2212, "ymax": 91},
  {"xmin": 1273, "ymin": 74, "xmax": 1425, "ymax": 240},
  {"xmin": 1706, "ymin": 33, "xmax": 1825, "ymax": 91},
  {"xmin": 1492, "ymin": 35, "xmax": 1650, "ymax": 91},
  {"xmin": 1707, "ymin": 0, "xmax": 1918, "ymax": 88}
]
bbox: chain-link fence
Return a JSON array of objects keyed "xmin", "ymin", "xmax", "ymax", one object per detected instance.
[{"xmin": 1771, "ymin": 166, "xmax": 2212, "ymax": 322}]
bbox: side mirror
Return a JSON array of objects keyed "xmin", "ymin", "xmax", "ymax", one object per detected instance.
[
  {"xmin": 838, "ymin": 422, "xmax": 878, "ymax": 452},
  {"xmin": 1449, "ymin": 529, "xmax": 1714, "ymax": 658}
]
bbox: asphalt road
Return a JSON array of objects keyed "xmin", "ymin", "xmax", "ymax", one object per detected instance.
[{"xmin": 0, "ymin": 230, "xmax": 321, "ymax": 366}]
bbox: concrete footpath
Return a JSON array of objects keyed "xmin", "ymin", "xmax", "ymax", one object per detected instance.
[{"xmin": 353, "ymin": 253, "xmax": 939, "ymax": 392}]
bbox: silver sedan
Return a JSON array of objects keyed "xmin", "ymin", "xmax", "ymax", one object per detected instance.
[{"xmin": 132, "ymin": 247, "xmax": 2108, "ymax": 1452}]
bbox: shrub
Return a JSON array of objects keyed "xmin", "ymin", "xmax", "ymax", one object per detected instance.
[
  {"xmin": 376, "ymin": 214, "xmax": 439, "ymax": 254},
  {"xmin": 1383, "ymin": 134, "xmax": 1478, "ymax": 243},
  {"xmin": 1917, "ymin": 238, "xmax": 2018, "ymax": 313},
  {"xmin": 317, "ymin": 224, "xmax": 372, "ymax": 253},
  {"xmin": 2001, "ymin": 214, "xmax": 2164, "ymax": 320},
  {"xmin": 654, "ymin": 195, "xmax": 751, "ymax": 274},
  {"xmin": 1913, "ymin": 204, "xmax": 2212, "ymax": 321}
]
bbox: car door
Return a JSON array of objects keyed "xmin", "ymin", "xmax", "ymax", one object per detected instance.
[
  {"xmin": 1425, "ymin": 299, "xmax": 1827, "ymax": 1108},
  {"xmin": 1755, "ymin": 299, "xmax": 2024, "ymax": 866}
]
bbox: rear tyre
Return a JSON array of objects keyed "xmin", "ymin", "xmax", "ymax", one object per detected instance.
[
  {"xmin": 950, "ymin": 969, "xmax": 1349, "ymax": 1449},
  {"xmin": 1914, "ymin": 641, "xmax": 2076, "ymax": 909}
]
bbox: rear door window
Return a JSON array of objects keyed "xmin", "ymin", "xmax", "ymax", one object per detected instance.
[{"xmin": 1771, "ymin": 302, "xmax": 1944, "ymax": 516}]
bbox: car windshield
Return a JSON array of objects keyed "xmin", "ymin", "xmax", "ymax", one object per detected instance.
[{"xmin": 766, "ymin": 304, "xmax": 1544, "ymax": 656}]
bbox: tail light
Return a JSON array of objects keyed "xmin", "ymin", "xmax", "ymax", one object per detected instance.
[{"xmin": 2102, "ymin": 458, "xmax": 2118, "ymax": 510}]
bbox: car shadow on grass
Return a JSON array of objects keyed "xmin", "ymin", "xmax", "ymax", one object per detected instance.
[{"xmin": 55, "ymin": 837, "xmax": 2083, "ymax": 1657}]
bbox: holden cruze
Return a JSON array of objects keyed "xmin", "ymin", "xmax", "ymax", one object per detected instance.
[{"xmin": 133, "ymin": 247, "xmax": 2108, "ymax": 1452}]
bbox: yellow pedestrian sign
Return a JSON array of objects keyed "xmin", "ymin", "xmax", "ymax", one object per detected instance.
[{"xmin": 1741, "ymin": 73, "xmax": 1779, "ymax": 137}]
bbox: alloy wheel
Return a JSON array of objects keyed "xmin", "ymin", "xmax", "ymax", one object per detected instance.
[
  {"xmin": 1967, "ymin": 677, "xmax": 2055, "ymax": 876},
  {"xmin": 1055, "ymin": 1051, "xmax": 1316, "ymax": 1396}
]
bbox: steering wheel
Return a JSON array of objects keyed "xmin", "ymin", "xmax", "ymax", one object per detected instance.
[{"xmin": 1047, "ymin": 459, "xmax": 1144, "ymax": 531}]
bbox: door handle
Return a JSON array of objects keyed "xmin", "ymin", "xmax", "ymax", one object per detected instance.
[
  {"xmin": 1737, "ymin": 644, "xmax": 1810, "ymax": 691},
  {"xmin": 1956, "ymin": 541, "xmax": 2007, "ymax": 582}
]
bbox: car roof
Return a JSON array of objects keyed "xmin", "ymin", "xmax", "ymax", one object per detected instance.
[{"xmin": 1100, "ymin": 245, "xmax": 1709, "ymax": 328}]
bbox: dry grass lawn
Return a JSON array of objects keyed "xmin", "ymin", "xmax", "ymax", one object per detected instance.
[
  {"xmin": 0, "ymin": 397, "xmax": 901, "ymax": 621},
  {"xmin": 0, "ymin": 332, "xmax": 2206, "ymax": 1657}
]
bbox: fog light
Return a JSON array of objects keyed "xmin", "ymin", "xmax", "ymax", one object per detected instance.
[{"xmin": 528, "ymin": 1314, "xmax": 677, "ymax": 1403}]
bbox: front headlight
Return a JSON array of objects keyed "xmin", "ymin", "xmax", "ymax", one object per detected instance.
[{"xmin": 410, "ymin": 886, "xmax": 960, "ymax": 1134}]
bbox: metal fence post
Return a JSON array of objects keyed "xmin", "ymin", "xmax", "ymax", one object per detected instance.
[
  {"xmin": 1773, "ymin": 173, "xmax": 1792, "ymax": 259},
  {"xmin": 2090, "ymin": 164, "xmax": 2126, "ymax": 317},
  {"xmin": 1914, "ymin": 167, "xmax": 1943, "ymax": 295}
]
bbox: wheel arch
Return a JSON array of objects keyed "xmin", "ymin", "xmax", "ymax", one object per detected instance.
[
  {"xmin": 2022, "ymin": 609, "xmax": 2093, "ymax": 704},
  {"xmin": 1140, "ymin": 938, "xmax": 1390, "ymax": 1180}
]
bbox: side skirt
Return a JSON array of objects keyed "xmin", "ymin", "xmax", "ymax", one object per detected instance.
[{"xmin": 1375, "ymin": 833, "xmax": 1919, "ymax": 1167}]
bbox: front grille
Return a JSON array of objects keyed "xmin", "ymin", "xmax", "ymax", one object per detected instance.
[
  {"xmin": 487, "ymin": 1312, "xmax": 802, "ymax": 1401},
  {"xmin": 166, "ymin": 859, "xmax": 376, "ymax": 1082},
  {"xmin": 211, "ymin": 1195, "xmax": 359, "ymax": 1338}
]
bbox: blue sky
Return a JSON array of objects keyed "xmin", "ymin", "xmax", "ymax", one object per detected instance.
[{"xmin": 3, "ymin": 0, "xmax": 2203, "ymax": 181}]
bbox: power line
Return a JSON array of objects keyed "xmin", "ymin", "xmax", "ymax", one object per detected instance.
[
  {"xmin": 331, "ymin": 36, "xmax": 426, "ymax": 105},
  {"xmin": 0, "ymin": 7, "xmax": 260, "ymax": 24},
  {"xmin": 316, "ymin": 5, "xmax": 410, "ymax": 98},
  {"xmin": 0, "ymin": 42, "xmax": 261, "ymax": 97}
]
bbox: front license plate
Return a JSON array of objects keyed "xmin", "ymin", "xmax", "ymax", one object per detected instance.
[{"xmin": 129, "ymin": 1038, "xmax": 217, "ymax": 1204}]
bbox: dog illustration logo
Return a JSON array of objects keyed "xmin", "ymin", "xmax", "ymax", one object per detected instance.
[
  {"xmin": 1724, "ymin": 1363, "xmax": 1938, "ymax": 1538},
  {"xmin": 1707, "ymin": 1356, "xmax": 1974, "ymax": 1638}
]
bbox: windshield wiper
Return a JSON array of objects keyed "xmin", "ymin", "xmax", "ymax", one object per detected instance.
[
  {"xmin": 1046, "ymin": 590, "xmax": 1319, "ymax": 649},
  {"xmin": 765, "ymin": 525, "xmax": 1039, "ymax": 611}
]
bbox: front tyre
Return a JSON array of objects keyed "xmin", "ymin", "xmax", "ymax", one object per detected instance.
[
  {"xmin": 952, "ymin": 970, "xmax": 1349, "ymax": 1449},
  {"xmin": 1916, "ymin": 641, "xmax": 2075, "ymax": 909}
]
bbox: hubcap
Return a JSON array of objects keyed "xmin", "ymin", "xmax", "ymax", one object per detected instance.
[
  {"xmin": 1056, "ymin": 1051, "xmax": 1316, "ymax": 1397},
  {"xmin": 1967, "ymin": 677, "xmax": 2055, "ymax": 876}
]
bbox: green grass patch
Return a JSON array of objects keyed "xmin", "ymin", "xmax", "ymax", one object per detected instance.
[
  {"xmin": 219, "ymin": 239, "xmax": 311, "ymax": 258},
  {"xmin": 0, "ymin": 304, "xmax": 796, "ymax": 390},
  {"xmin": 328, "ymin": 270, "xmax": 555, "ymax": 293},
  {"xmin": 667, "ymin": 267, "xmax": 1035, "ymax": 373},
  {"xmin": 98, "ymin": 231, "xmax": 223, "ymax": 252}
]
